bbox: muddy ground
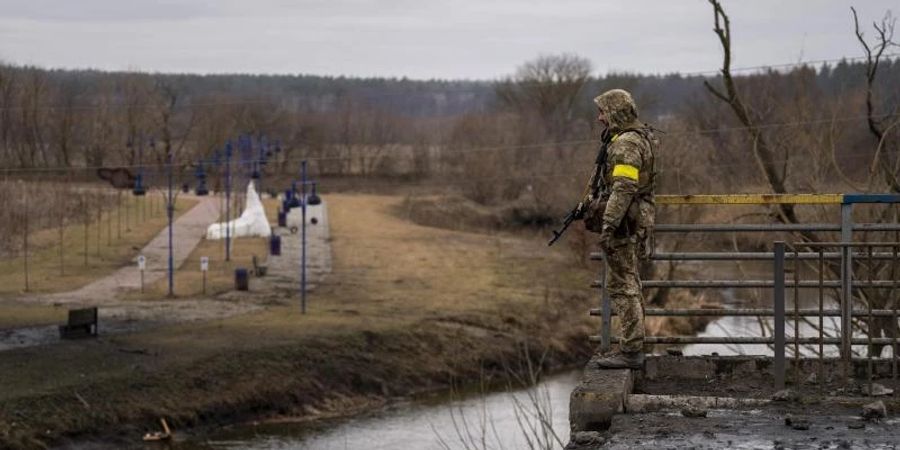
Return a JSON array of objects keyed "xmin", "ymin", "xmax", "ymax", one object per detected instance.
[
  {"xmin": 605, "ymin": 407, "xmax": 900, "ymax": 449},
  {"xmin": 597, "ymin": 359, "xmax": 900, "ymax": 449}
]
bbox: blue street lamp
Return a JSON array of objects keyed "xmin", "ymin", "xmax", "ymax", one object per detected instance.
[
  {"xmin": 224, "ymin": 140, "xmax": 233, "ymax": 262},
  {"xmin": 131, "ymin": 136, "xmax": 147, "ymax": 196},
  {"xmin": 195, "ymin": 160, "xmax": 209, "ymax": 196}
]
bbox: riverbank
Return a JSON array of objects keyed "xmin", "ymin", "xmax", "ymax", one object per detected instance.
[{"xmin": 0, "ymin": 194, "xmax": 598, "ymax": 449}]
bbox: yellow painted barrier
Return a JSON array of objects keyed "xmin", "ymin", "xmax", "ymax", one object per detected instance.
[{"xmin": 657, "ymin": 194, "xmax": 844, "ymax": 205}]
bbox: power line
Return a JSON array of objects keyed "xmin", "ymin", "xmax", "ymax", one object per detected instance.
[{"xmin": 678, "ymin": 52, "xmax": 900, "ymax": 77}]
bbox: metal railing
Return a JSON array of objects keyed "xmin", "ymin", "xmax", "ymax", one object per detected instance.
[
  {"xmin": 588, "ymin": 193, "xmax": 900, "ymax": 389},
  {"xmin": 777, "ymin": 241, "xmax": 900, "ymax": 390}
]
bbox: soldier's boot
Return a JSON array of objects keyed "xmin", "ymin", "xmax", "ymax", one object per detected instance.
[{"xmin": 594, "ymin": 351, "xmax": 644, "ymax": 369}]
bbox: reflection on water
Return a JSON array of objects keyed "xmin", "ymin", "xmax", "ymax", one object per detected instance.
[
  {"xmin": 187, "ymin": 371, "xmax": 580, "ymax": 450},
  {"xmin": 682, "ymin": 286, "xmax": 894, "ymax": 358}
]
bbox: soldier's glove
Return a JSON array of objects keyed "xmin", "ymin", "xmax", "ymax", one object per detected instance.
[
  {"xmin": 583, "ymin": 197, "xmax": 607, "ymax": 233},
  {"xmin": 598, "ymin": 224, "xmax": 614, "ymax": 253}
]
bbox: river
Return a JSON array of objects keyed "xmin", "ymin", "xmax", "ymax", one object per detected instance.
[
  {"xmin": 180, "ymin": 371, "xmax": 581, "ymax": 450},
  {"xmin": 177, "ymin": 290, "xmax": 785, "ymax": 449},
  {"xmin": 158, "ymin": 272, "xmax": 852, "ymax": 449}
]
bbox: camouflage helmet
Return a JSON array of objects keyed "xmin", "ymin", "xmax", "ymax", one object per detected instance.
[{"xmin": 593, "ymin": 89, "xmax": 639, "ymax": 131}]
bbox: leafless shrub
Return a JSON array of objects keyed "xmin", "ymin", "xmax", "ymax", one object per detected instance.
[{"xmin": 430, "ymin": 342, "xmax": 564, "ymax": 450}]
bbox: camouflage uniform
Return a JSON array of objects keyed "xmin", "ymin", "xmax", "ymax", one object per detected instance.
[{"xmin": 592, "ymin": 89, "xmax": 657, "ymax": 355}]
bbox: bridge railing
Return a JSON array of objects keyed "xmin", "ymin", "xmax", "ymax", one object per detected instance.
[{"xmin": 587, "ymin": 193, "xmax": 900, "ymax": 389}]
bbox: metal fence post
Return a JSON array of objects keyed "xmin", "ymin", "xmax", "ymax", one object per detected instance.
[
  {"xmin": 774, "ymin": 241, "xmax": 786, "ymax": 390},
  {"xmin": 840, "ymin": 203, "xmax": 853, "ymax": 363},
  {"xmin": 600, "ymin": 253, "xmax": 611, "ymax": 353}
]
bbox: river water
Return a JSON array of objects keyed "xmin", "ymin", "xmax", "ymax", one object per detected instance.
[
  {"xmin": 181, "ymin": 299, "xmax": 764, "ymax": 449},
  {"xmin": 172, "ymin": 272, "xmax": 862, "ymax": 449},
  {"xmin": 178, "ymin": 293, "xmax": 786, "ymax": 449},
  {"xmin": 183, "ymin": 371, "xmax": 580, "ymax": 450}
]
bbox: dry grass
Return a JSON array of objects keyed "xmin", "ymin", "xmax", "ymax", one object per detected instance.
[
  {"xmin": 126, "ymin": 197, "xmax": 278, "ymax": 298},
  {"xmin": 0, "ymin": 304, "xmax": 66, "ymax": 330},
  {"xmin": 126, "ymin": 193, "xmax": 590, "ymax": 345},
  {"xmin": 0, "ymin": 193, "xmax": 599, "ymax": 448},
  {"xmin": 0, "ymin": 194, "xmax": 197, "ymax": 297},
  {"xmin": 318, "ymin": 194, "xmax": 585, "ymax": 319},
  {"xmin": 134, "ymin": 237, "xmax": 269, "ymax": 298},
  {"xmin": 2, "ymin": 193, "xmax": 593, "ymax": 362}
]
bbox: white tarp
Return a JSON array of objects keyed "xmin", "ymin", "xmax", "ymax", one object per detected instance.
[
  {"xmin": 205, "ymin": 181, "xmax": 272, "ymax": 239},
  {"xmin": 285, "ymin": 202, "xmax": 325, "ymax": 229}
]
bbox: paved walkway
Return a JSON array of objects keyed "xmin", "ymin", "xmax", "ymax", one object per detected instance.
[
  {"xmin": 0, "ymin": 196, "xmax": 334, "ymax": 351},
  {"xmin": 260, "ymin": 202, "xmax": 333, "ymax": 293},
  {"xmin": 37, "ymin": 195, "xmax": 222, "ymax": 304}
]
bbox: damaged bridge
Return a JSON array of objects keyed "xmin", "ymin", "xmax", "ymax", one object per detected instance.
[{"xmin": 567, "ymin": 194, "xmax": 900, "ymax": 449}]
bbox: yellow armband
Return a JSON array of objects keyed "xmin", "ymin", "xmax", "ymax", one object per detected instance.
[{"xmin": 612, "ymin": 164, "xmax": 639, "ymax": 181}]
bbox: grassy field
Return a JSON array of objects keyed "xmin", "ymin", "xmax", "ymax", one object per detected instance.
[
  {"xmin": 0, "ymin": 193, "xmax": 598, "ymax": 449},
  {"xmin": 0, "ymin": 193, "xmax": 197, "ymax": 297},
  {"xmin": 0, "ymin": 303, "xmax": 67, "ymax": 329},
  {"xmin": 126, "ymin": 197, "xmax": 277, "ymax": 298}
]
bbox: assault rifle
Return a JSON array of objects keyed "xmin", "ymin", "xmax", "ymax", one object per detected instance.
[
  {"xmin": 547, "ymin": 203, "xmax": 584, "ymax": 246},
  {"xmin": 547, "ymin": 132, "xmax": 612, "ymax": 247}
]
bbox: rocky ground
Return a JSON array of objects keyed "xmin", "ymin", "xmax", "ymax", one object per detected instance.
[{"xmin": 569, "ymin": 356, "xmax": 900, "ymax": 449}]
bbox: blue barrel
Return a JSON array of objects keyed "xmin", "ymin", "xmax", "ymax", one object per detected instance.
[
  {"xmin": 270, "ymin": 235, "xmax": 282, "ymax": 256},
  {"xmin": 235, "ymin": 268, "xmax": 249, "ymax": 291},
  {"xmin": 277, "ymin": 210, "xmax": 287, "ymax": 227}
]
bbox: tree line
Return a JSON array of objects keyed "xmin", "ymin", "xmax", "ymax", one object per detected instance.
[{"xmin": 0, "ymin": 47, "xmax": 897, "ymax": 208}]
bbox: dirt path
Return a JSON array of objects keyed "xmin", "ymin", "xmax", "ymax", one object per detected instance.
[{"xmin": 33, "ymin": 195, "xmax": 222, "ymax": 305}]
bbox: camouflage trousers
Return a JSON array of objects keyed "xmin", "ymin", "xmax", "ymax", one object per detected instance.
[{"xmin": 605, "ymin": 237, "xmax": 645, "ymax": 353}]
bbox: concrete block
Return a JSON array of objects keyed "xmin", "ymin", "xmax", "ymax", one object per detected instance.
[
  {"xmin": 625, "ymin": 393, "xmax": 770, "ymax": 413},
  {"xmin": 569, "ymin": 357, "xmax": 633, "ymax": 432}
]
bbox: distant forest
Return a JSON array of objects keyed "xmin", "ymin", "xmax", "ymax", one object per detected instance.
[
  {"xmin": 4, "ymin": 58, "xmax": 896, "ymax": 119},
  {"xmin": 0, "ymin": 54, "xmax": 898, "ymax": 210}
]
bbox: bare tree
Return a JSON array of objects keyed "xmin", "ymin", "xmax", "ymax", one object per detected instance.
[
  {"xmin": 120, "ymin": 73, "xmax": 154, "ymax": 164},
  {"xmin": 84, "ymin": 80, "xmax": 117, "ymax": 168},
  {"xmin": 0, "ymin": 65, "xmax": 19, "ymax": 166},
  {"xmin": 706, "ymin": 0, "xmax": 900, "ymax": 357},
  {"xmin": 850, "ymin": 7, "xmax": 900, "ymax": 355},
  {"xmin": 50, "ymin": 77, "xmax": 80, "ymax": 166},
  {"xmin": 851, "ymin": 7, "xmax": 900, "ymax": 192},
  {"xmin": 496, "ymin": 53, "xmax": 592, "ymax": 146},
  {"xmin": 14, "ymin": 68, "xmax": 51, "ymax": 168},
  {"xmin": 153, "ymin": 79, "xmax": 196, "ymax": 167},
  {"xmin": 704, "ymin": 0, "xmax": 813, "ymax": 230}
]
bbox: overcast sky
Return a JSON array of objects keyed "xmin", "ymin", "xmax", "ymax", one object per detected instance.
[{"xmin": 0, "ymin": 0, "xmax": 895, "ymax": 80}]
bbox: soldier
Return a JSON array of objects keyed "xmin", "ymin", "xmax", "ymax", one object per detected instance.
[{"xmin": 581, "ymin": 89, "xmax": 657, "ymax": 369}]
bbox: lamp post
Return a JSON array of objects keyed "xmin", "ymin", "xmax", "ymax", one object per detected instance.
[
  {"xmin": 296, "ymin": 159, "xmax": 319, "ymax": 315},
  {"xmin": 225, "ymin": 140, "xmax": 233, "ymax": 262},
  {"xmin": 166, "ymin": 142, "xmax": 175, "ymax": 297},
  {"xmin": 301, "ymin": 159, "xmax": 307, "ymax": 314}
]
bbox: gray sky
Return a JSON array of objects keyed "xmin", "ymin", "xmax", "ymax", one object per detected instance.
[{"xmin": 0, "ymin": 0, "xmax": 895, "ymax": 80}]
